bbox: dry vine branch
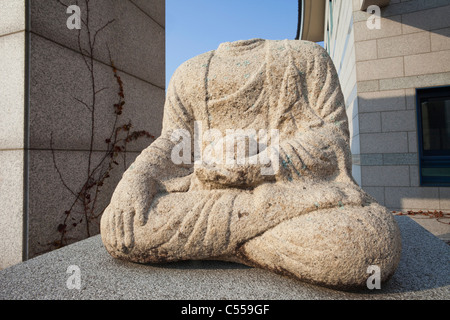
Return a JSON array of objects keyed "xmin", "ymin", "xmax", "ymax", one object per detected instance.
[{"xmin": 49, "ymin": 0, "xmax": 154, "ymax": 250}]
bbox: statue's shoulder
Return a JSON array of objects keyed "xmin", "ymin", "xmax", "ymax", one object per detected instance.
[
  {"xmin": 170, "ymin": 50, "xmax": 214, "ymax": 89},
  {"xmin": 167, "ymin": 50, "xmax": 215, "ymax": 98},
  {"xmin": 176, "ymin": 51, "xmax": 214, "ymax": 75},
  {"xmin": 266, "ymin": 39, "xmax": 330, "ymax": 59},
  {"xmin": 287, "ymin": 40, "xmax": 329, "ymax": 59}
]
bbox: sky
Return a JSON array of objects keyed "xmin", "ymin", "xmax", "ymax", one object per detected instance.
[{"xmin": 166, "ymin": 0, "xmax": 323, "ymax": 89}]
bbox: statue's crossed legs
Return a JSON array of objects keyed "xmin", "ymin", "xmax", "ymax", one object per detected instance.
[{"xmin": 101, "ymin": 182, "xmax": 401, "ymax": 290}]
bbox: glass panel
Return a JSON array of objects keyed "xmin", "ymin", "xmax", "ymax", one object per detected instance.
[
  {"xmin": 422, "ymin": 167, "xmax": 450, "ymax": 177},
  {"xmin": 418, "ymin": 87, "xmax": 450, "ymax": 186},
  {"xmin": 420, "ymin": 98, "xmax": 450, "ymax": 153}
]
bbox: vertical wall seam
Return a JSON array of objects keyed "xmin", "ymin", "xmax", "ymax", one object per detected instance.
[
  {"xmin": 128, "ymin": 0, "xmax": 165, "ymax": 30},
  {"xmin": 22, "ymin": 0, "xmax": 31, "ymax": 262}
]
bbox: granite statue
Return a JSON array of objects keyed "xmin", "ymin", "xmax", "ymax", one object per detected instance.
[{"xmin": 100, "ymin": 39, "xmax": 402, "ymax": 290}]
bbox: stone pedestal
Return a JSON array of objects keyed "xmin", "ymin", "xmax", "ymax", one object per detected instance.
[
  {"xmin": 0, "ymin": 216, "xmax": 448, "ymax": 299},
  {"xmin": 0, "ymin": 0, "xmax": 165, "ymax": 269}
]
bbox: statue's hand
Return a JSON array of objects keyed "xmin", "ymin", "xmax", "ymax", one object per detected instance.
[
  {"xmin": 195, "ymin": 156, "xmax": 275, "ymax": 188},
  {"xmin": 103, "ymin": 171, "xmax": 156, "ymax": 252},
  {"xmin": 194, "ymin": 133, "xmax": 275, "ymax": 188}
]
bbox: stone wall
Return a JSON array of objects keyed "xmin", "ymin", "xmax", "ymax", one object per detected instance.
[
  {"xmin": 0, "ymin": 0, "xmax": 27, "ymax": 270},
  {"xmin": 332, "ymin": 0, "xmax": 450, "ymax": 211},
  {"xmin": 325, "ymin": 0, "xmax": 450, "ymax": 210},
  {"xmin": 0, "ymin": 0, "xmax": 165, "ymax": 269}
]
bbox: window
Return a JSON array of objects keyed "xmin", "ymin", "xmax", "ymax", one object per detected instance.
[{"xmin": 416, "ymin": 86, "xmax": 450, "ymax": 186}]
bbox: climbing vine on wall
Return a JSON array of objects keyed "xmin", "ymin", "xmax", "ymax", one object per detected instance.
[{"xmin": 50, "ymin": 0, "xmax": 154, "ymax": 250}]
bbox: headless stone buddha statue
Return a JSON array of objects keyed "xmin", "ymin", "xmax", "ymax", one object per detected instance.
[{"xmin": 100, "ymin": 39, "xmax": 401, "ymax": 290}]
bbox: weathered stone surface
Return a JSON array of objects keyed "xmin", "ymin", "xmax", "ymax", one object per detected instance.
[{"xmin": 100, "ymin": 39, "xmax": 402, "ymax": 290}]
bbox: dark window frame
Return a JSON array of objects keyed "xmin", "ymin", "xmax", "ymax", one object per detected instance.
[{"xmin": 416, "ymin": 85, "xmax": 450, "ymax": 187}]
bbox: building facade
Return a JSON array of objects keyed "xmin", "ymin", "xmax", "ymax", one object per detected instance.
[{"xmin": 302, "ymin": 0, "xmax": 450, "ymax": 211}]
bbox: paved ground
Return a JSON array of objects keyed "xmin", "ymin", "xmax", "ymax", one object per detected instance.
[
  {"xmin": 401, "ymin": 214, "xmax": 450, "ymax": 245},
  {"xmin": 0, "ymin": 216, "xmax": 448, "ymax": 300}
]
